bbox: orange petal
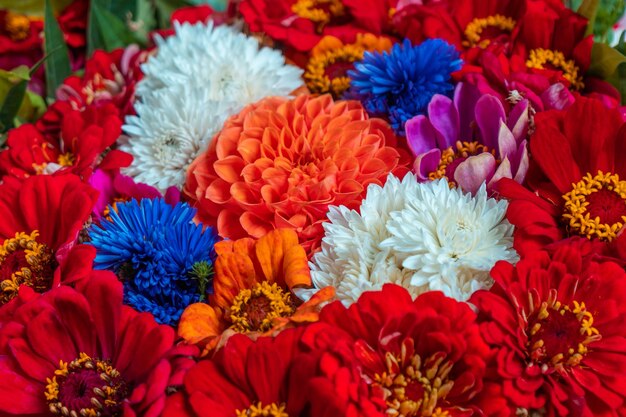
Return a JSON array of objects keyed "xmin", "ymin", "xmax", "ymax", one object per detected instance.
[
  {"xmin": 290, "ymin": 286, "xmax": 336, "ymax": 323},
  {"xmin": 254, "ymin": 229, "xmax": 286, "ymax": 282},
  {"xmin": 212, "ymin": 252, "xmax": 256, "ymax": 308},
  {"xmin": 283, "ymin": 243, "xmax": 311, "ymax": 289},
  {"xmin": 178, "ymin": 303, "xmax": 226, "ymax": 346}
]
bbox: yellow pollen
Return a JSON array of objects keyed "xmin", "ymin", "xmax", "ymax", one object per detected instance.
[
  {"xmin": 428, "ymin": 141, "xmax": 494, "ymax": 186},
  {"xmin": 229, "ymin": 281, "xmax": 295, "ymax": 333},
  {"xmin": 373, "ymin": 351, "xmax": 454, "ymax": 417},
  {"xmin": 103, "ymin": 198, "xmax": 129, "ymax": 219},
  {"xmin": 57, "ymin": 152, "xmax": 75, "ymax": 167},
  {"xmin": 45, "ymin": 352, "xmax": 126, "ymax": 417},
  {"xmin": 291, "ymin": 0, "xmax": 345, "ymax": 33},
  {"xmin": 0, "ymin": 231, "xmax": 54, "ymax": 305},
  {"xmin": 5, "ymin": 12, "xmax": 31, "ymax": 41},
  {"xmin": 526, "ymin": 48, "xmax": 584, "ymax": 90},
  {"xmin": 236, "ymin": 402, "xmax": 289, "ymax": 417},
  {"xmin": 527, "ymin": 297, "xmax": 601, "ymax": 369},
  {"xmin": 463, "ymin": 15, "xmax": 516, "ymax": 48},
  {"xmin": 562, "ymin": 171, "xmax": 626, "ymax": 241}
]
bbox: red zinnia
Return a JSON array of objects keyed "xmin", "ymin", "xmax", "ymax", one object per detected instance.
[
  {"xmin": 470, "ymin": 244, "xmax": 626, "ymax": 415},
  {"xmin": 0, "ymin": 273, "xmax": 181, "ymax": 417},
  {"xmin": 238, "ymin": 0, "xmax": 397, "ymax": 52},
  {"xmin": 496, "ymin": 97, "xmax": 626, "ymax": 258},
  {"xmin": 184, "ymin": 94, "xmax": 408, "ymax": 256},
  {"xmin": 163, "ymin": 328, "xmax": 313, "ymax": 417},
  {"xmin": 0, "ymin": 175, "xmax": 98, "ymax": 306},
  {"xmin": 306, "ymin": 284, "xmax": 495, "ymax": 416},
  {"xmin": 0, "ymin": 103, "xmax": 129, "ymax": 180}
]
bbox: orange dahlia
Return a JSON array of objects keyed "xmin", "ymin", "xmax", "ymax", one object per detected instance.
[
  {"xmin": 178, "ymin": 229, "xmax": 333, "ymax": 355},
  {"xmin": 184, "ymin": 94, "xmax": 409, "ymax": 255}
]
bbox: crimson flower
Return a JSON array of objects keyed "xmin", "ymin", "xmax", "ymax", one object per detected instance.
[
  {"xmin": 470, "ymin": 244, "xmax": 626, "ymax": 416},
  {"xmin": 0, "ymin": 273, "xmax": 182, "ymax": 417},
  {"xmin": 496, "ymin": 97, "xmax": 626, "ymax": 259}
]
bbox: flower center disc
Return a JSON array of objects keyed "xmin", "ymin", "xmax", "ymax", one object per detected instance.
[
  {"xmin": 305, "ymin": 46, "xmax": 363, "ymax": 96},
  {"xmin": 526, "ymin": 48, "xmax": 584, "ymax": 90},
  {"xmin": 562, "ymin": 171, "xmax": 626, "ymax": 241},
  {"xmin": 291, "ymin": 0, "xmax": 346, "ymax": 33},
  {"xmin": 373, "ymin": 349, "xmax": 454, "ymax": 417},
  {"xmin": 463, "ymin": 15, "xmax": 517, "ymax": 48},
  {"xmin": 5, "ymin": 12, "xmax": 31, "ymax": 41},
  {"xmin": 236, "ymin": 402, "xmax": 289, "ymax": 417},
  {"xmin": 527, "ymin": 296, "xmax": 600, "ymax": 368},
  {"xmin": 428, "ymin": 141, "xmax": 493, "ymax": 186},
  {"xmin": 45, "ymin": 353, "xmax": 128, "ymax": 417},
  {"xmin": 229, "ymin": 281, "xmax": 295, "ymax": 333},
  {"xmin": 0, "ymin": 231, "xmax": 55, "ymax": 305}
]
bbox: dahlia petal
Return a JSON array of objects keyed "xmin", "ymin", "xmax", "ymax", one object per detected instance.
[
  {"xmin": 205, "ymin": 179, "xmax": 232, "ymax": 204},
  {"xmin": 454, "ymin": 154, "xmax": 496, "ymax": 195},
  {"xmin": 426, "ymin": 94, "xmax": 459, "ymax": 149},
  {"xmin": 0, "ymin": 357, "xmax": 46, "ymax": 414},
  {"xmin": 240, "ymin": 211, "xmax": 275, "ymax": 239},
  {"xmin": 475, "ymin": 95, "xmax": 505, "ymax": 151},
  {"xmin": 214, "ymin": 156, "xmax": 246, "ymax": 183}
]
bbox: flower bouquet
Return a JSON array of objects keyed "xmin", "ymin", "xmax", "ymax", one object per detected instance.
[{"xmin": 2, "ymin": 0, "xmax": 626, "ymax": 415}]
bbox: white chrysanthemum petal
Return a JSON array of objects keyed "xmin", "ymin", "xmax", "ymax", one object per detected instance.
[
  {"xmin": 310, "ymin": 175, "xmax": 518, "ymax": 305},
  {"xmin": 119, "ymin": 85, "xmax": 234, "ymax": 191},
  {"xmin": 122, "ymin": 21, "xmax": 304, "ymax": 191}
]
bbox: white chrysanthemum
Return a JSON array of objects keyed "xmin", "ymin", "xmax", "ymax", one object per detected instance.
[
  {"xmin": 122, "ymin": 21, "xmax": 304, "ymax": 191},
  {"xmin": 136, "ymin": 21, "xmax": 304, "ymax": 106},
  {"xmin": 310, "ymin": 175, "xmax": 518, "ymax": 305},
  {"xmin": 120, "ymin": 85, "xmax": 234, "ymax": 191}
]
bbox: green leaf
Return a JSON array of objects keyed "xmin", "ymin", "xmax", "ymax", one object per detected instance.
[
  {"xmin": 189, "ymin": 0, "xmax": 228, "ymax": 11},
  {"xmin": 589, "ymin": 42, "xmax": 626, "ymax": 78},
  {"xmin": 43, "ymin": 0, "xmax": 71, "ymax": 100},
  {"xmin": 154, "ymin": 0, "xmax": 195, "ymax": 28},
  {"xmin": 0, "ymin": 0, "xmax": 73, "ymax": 15},
  {"xmin": 577, "ymin": 0, "xmax": 600, "ymax": 37},
  {"xmin": 87, "ymin": 0, "xmax": 146, "ymax": 56}
]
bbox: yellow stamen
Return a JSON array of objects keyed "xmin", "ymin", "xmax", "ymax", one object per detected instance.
[
  {"xmin": 0, "ymin": 231, "xmax": 54, "ymax": 305},
  {"xmin": 428, "ymin": 141, "xmax": 494, "ymax": 186},
  {"xmin": 526, "ymin": 48, "xmax": 584, "ymax": 90},
  {"xmin": 236, "ymin": 402, "xmax": 289, "ymax": 417},
  {"xmin": 5, "ymin": 12, "xmax": 31, "ymax": 41},
  {"xmin": 562, "ymin": 171, "xmax": 626, "ymax": 241},
  {"xmin": 229, "ymin": 281, "xmax": 295, "ymax": 333},
  {"xmin": 57, "ymin": 152, "xmax": 75, "ymax": 167},
  {"xmin": 463, "ymin": 15, "xmax": 517, "ymax": 48},
  {"xmin": 291, "ymin": 0, "xmax": 345, "ymax": 33}
]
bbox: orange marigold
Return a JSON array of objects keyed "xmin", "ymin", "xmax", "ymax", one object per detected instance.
[
  {"xmin": 178, "ymin": 229, "xmax": 334, "ymax": 355},
  {"xmin": 184, "ymin": 94, "xmax": 409, "ymax": 255}
]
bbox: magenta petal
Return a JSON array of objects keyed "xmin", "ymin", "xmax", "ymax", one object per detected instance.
[
  {"xmin": 475, "ymin": 95, "xmax": 505, "ymax": 150},
  {"xmin": 454, "ymin": 82, "xmax": 481, "ymax": 140},
  {"xmin": 413, "ymin": 149, "xmax": 441, "ymax": 181},
  {"xmin": 427, "ymin": 94, "xmax": 459, "ymax": 148},
  {"xmin": 488, "ymin": 156, "xmax": 513, "ymax": 189},
  {"xmin": 405, "ymin": 115, "xmax": 440, "ymax": 157},
  {"xmin": 498, "ymin": 120, "xmax": 517, "ymax": 160},
  {"xmin": 541, "ymin": 83, "xmax": 575, "ymax": 110},
  {"xmin": 506, "ymin": 99, "xmax": 530, "ymax": 141},
  {"xmin": 513, "ymin": 141, "xmax": 530, "ymax": 184},
  {"xmin": 454, "ymin": 153, "xmax": 496, "ymax": 195}
]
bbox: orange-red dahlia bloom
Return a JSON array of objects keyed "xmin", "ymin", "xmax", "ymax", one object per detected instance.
[
  {"xmin": 0, "ymin": 175, "xmax": 98, "ymax": 306},
  {"xmin": 178, "ymin": 229, "xmax": 333, "ymax": 354},
  {"xmin": 185, "ymin": 94, "xmax": 409, "ymax": 255},
  {"xmin": 0, "ymin": 274, "xmax": 183, "ymax": 417},
  {"xmin": 470, "ymin": 244, "xmax": 626, "ymax": 416}
]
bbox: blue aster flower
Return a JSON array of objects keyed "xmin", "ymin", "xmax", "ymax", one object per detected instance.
[
  {"xmin": 88, "ymin": 198, "xmax": 218, "ymax": 326},
  {"xmin": 347, "ymin": 38, "xmax": 462, "ymax": 135}
]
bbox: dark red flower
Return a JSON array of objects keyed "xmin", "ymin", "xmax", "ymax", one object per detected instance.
[
  {"xmin": 0, "ymin": 273, "xmax": 182, "ymax": 417},
  {"xmin": 238, "ymin": 0, "xmax": 397, "ymax": 52},
  {"xmin": 0, "ymin": 175, "xmax": 98, "ymax": 305},
  {"xmin": 470, "ymin": 244, "xmax": 626, "ymax": 416},
  {"xmin": 495, "ymin": 97, "xmax": 626, "ymax": 258},
  {"xmin": 163, "ymin": 328, "xmax": 314, "ymax": 417},
  {"xmin": 307, "ymin": 284, "xmax": 495, "ymax": 416},
  {"xmin": 0, "ymin": 103, "xmax": 130, "ymax": 180}
]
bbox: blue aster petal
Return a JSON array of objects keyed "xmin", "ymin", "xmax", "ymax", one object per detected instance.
[
  {"xmin": 88, "ymin": 198, "xmax": 218, "ymax": 326},
  {"xmin": 347, "ymin": 38, "xmax": 462, "ymax": 135}
]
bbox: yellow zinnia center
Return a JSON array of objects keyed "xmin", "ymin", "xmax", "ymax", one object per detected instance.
[
  {"xmin": 526, "ymin": 48, "xmax": 584, "ymax": 90},
  {"xmin": 463, "ymin": 15, "xmax": 517, "ymax": 48},
  {"xmin": 428, "ymin": 141, "xmax": 494, "ymax": 186},
  {"xmin": 229, "ymin": 281, "xmax": 295, "ymax": 333},
  {"xmin": 562, "ymin": 171, "xmax": 626, "ymax": 241},
  {"xmin": 0, "ymin": 230, "xmax": 54, "ymax": 305},
  {"xmin": 5, "ymin": 12, "xmax": 31, "ymax": 41},
  {"xmin": 236, "ymin": 402, "xmax": 289, "ymax": 417},
  {"xmin": 291, "ymin": 0, "xmax": 346, "ymax": 33}
]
